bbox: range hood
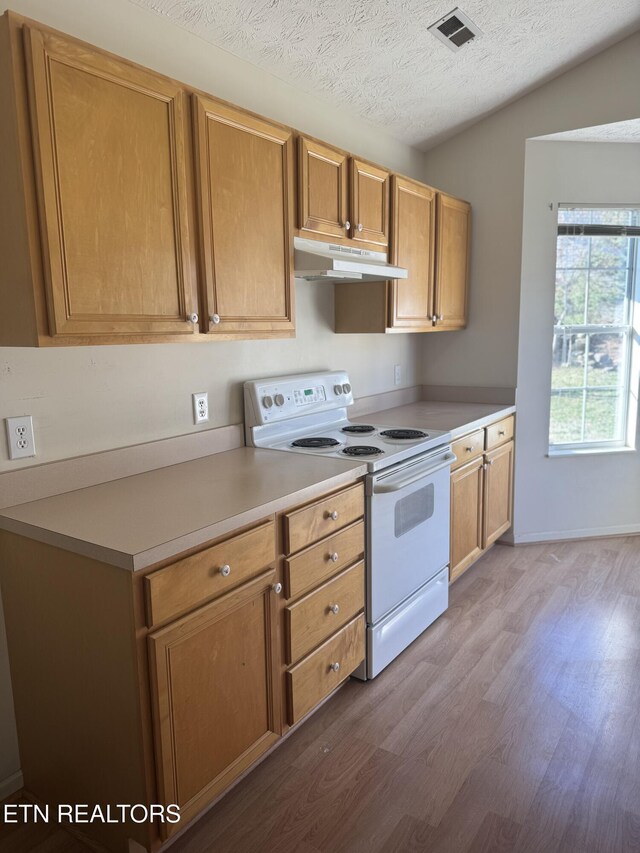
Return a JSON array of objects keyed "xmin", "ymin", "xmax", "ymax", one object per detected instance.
[{"xmin": 294, "ymin": 237, "xmax": 408, "ymax": 282}]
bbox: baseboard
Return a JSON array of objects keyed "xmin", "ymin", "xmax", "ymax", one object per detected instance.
[
  {"xmin": 512, "ymin": 525, "xmax": 640, "ymax": 544},
  {"xmin": 0, "ymin": 770, "xmax": 23, "ymax": 800}
]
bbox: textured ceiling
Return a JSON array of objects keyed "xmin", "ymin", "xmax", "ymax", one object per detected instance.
[
  {"xmin": 533, "ymin": 119, "xmax": 640, "ymax": 144},
  {"xmin": 128, "ymin": 0, "xmax": 640, "ymax": 149}
]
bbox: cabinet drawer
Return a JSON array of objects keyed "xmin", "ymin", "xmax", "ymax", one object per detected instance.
[
  {"xmin": 285, "ymin": 561, "xmax": 364, "ymax": 664},
  {"xmin": 145, "ymin": 520, "xmax": 275, "ymax": 627},
  {"xmin": 287, "ymin": 614, "xmax": 365, "ymax": 725},
  {"xmin": 485, "ymin": 415, "xmax": 514, "ymax": 450},
  {"xmin": 284, "ymin": 520, "xmax": 364, "ymax": 600},
  {"xmin": 451, "ymin": 429, "xmax": 484, "ymax": 470},
  {"xmin": 283, "ymin": 483, "xmax": 364, "ymax": 554}
]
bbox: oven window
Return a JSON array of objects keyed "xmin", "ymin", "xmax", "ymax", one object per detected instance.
[{"xmin": 394, "ymin": 484, "xmax": 435, "ymax": 537}]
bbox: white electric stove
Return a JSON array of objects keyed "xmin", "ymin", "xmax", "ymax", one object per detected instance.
[{"xmin": 244, "ymin": 370, "xmax": 454, "ymax": 679}]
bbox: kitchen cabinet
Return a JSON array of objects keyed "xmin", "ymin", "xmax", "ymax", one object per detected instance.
[
  {"xmin": 297, "ymin": 135, "xmax": 389, "ymax": 250},
  {"xmin": 0, "ymin": 12, "xmax": 295, "ymax": 346},
  {"xmin": 194, "ymin": 96, "xmax": 295, "ymax": 338},
  {"xmin": 434, "ymin": 193, "xmax": 471, "ymax": 330},
  {"xmin": 450, "ymin": 415, "xmax": 514, "ymax": 582},
  {"xmin": 0, "ymin": 14, "xmax": 200, "ymax": 345},
  {"xmin": 334, "ymin": 182, "xmax": 470, "ymax": 334},
  {"xmin": 148, "ymin": 569, "xmax": 281, "ymax": 838},
  {"xmin": 0, "ymin": 477, "xmax": 366, "ymax": 852},
  {"xmin": 280, "ymin": 483, "xmax": 365, "ymax": 725}
]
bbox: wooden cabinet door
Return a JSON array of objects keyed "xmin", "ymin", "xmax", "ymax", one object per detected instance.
[
  {"xmin": 450, "ymin": 456, "xmax": 484, "ymax": 582},
  {"xmin": 24, "ymin": 26, "xmax": 197, "ymax": 339},
  {"xmin": 297, "ymin": 136, "xmax": 349, "ymax": 241},
  {"xmin": 483, "ymin": 440, "xmax": 514, "ymax": 548},
  {"xmin": 388, "ymin": 176, "xmax": 436, "ymax": 330},
  {"xmin": 434, "ymin": 194, "xmax": 470, "ymax": 330},
  {"xmin": 148, "ymin": 569, "xmax": 281, "ymax": 837},
  {"xmin": 350, "ymin": 158, "xmax": 389, "ymax": 247},
  {"xmin": 193, "ymin": 96, "xmax": 295, "ymax": 337}
]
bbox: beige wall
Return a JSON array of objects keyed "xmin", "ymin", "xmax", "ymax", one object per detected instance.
[
  {"xmin": 0, "ymin": 0, "xmax": 425, "ymax": 475},
  {"xmin": 421, "ymin": 30, "xmax": 640, "ymax": 392}
]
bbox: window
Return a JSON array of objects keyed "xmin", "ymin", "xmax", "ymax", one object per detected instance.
[{"xmin": 549, "ymin": 205, "xmax": 640, "ymax": 452}]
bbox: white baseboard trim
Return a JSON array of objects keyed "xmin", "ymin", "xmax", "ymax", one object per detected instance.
[
  {"xmin": 513, "ymin": 524, "xmax": 640, "ymax": 545},
  {"xmin": 0, "ymin": 770, "xmax": 23, "ymax": 800}
]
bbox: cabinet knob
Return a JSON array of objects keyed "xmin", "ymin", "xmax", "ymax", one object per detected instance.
[
  {"xmin": 499, "ymin": 430, "xmax": 506, "ymax": 436},
  {"xmin": 330, "ymin": 662, "xmax": 341, "ymax": 673},
  {"xmin": 210, "ymin": 313, "xmax": 221, "ymax": 325},
  {"xmin": 355, "ymin": 223, "xmax": 363, "ymax": 232},
  {"xmin": 326, "ymin": 510, "xmax": 339, "ymax": 521},
  {"xmin": 329, "ymin": 603, "xmax": 340, "ymax": 615},
  {"xmin": 465, "ymin": 446, "xmax": 473, "ymax": 453},
  {"xmin": 329, "ymin": 552, "xmax": 339, "ymax": 563},
  {"xmin": 219, "ymin": 564, "xmax": 231, "ymax": 577},
  {"xmin": 272, "ymin": 582, "xmax": 283, "ymax": 595},
  {"xmin": 187, "ymin": 312, "xmax": 198, "ymax": 324},
  {"xmin": 432, "ymin": 314, "xmax": 437, "ymax": 326},
  {"xmin": 487, "ymin": 459, "xmax": 494, "ymax": 466},
  {"xmin": 344, "ymin": 220, "xmax": 351, "ymax": 231},
  {"xmin": 439, "ymin": 314, "xmax": 444, "ymax": 321}
]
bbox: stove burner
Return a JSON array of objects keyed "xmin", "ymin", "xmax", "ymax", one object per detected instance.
[
  {"xmin": 341, "ymin": 424, "xmax": 375, "ymax": 434},
  {"xmin": 291, "ymin": 437, "xmax": 340, "ymax": 449},
  {"xmin": 342, "ymin": 445, "xmax": 384, "ymax": 457},
  {"xmin": 380, "ymin": 429, "xmax": 427, "ymax": 440}
]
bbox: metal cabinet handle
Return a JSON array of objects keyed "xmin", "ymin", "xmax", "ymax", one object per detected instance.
[
  {"xmin": 356, "ymin": 223, "xmax": 363, "ymax": 232},
  {"xmin": 465, "ymin": 446, "xmax": 473, "ymax": 453},
  {"xmin": 326, "ymin": 510, "xmax": 339, "ymax": 521},
  {"xmin": 487, "ymin": 459, "xmax": 494, "ymax": 465},
  {"xmin": 187, "ymin": 312, "xmax": 199, "ymax": 323},
  {"xmin": 439, "ymin": 314, "xmax": 444, "ymax": 321},
  {"xmin": 219, "ymin": 564, "xmax": 231, "ymax": 577},
  {"xmin": 499, "ymin": 430, "xmax": 506, "ymax": 436},
  {"xmin": 329, "ymin": 552, "xmax": 339, "ymax": 563},
  {"xmin": 272, "ymin": 582, "xmax": 283, "ymax": 594},
  {"xmin": 210, "ymin": 313, "xmax": 221, "ymax": 325},
  {"xmin": 330, "ymin": 662, "xmax": 341, "ymax": 673},
  {"xmin": 344, "ymin": 220, "xmax": 351, "ymax": 231},
  {"xmin": 432, "ymin": 314, "xmax": 437, "ymax": 326},
  {"xmin": 329, "ymin": 603, "xmax": 340, "ymax": 615}
]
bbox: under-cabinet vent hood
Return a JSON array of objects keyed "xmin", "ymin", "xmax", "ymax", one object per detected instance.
[{"xmin": 294, "ymin": 237, "xmax": 408, "ymax": 282}]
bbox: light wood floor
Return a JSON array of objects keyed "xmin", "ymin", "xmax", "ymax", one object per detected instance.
[{"xmin": 4, "ymin": 537, "xmax": 640, "ymax": 852}]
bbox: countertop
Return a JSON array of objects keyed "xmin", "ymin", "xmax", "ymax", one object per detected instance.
[
  {"xmin": 356, "ymin": 401, "xmax": 515, "ymax": 439},
  {"xmin": 0, "ymin": 448, "xmax": 366, "ymax": 571},
  {"xmin": 0, "ymin": 401, "xmax": 514, "ymax": 572}
]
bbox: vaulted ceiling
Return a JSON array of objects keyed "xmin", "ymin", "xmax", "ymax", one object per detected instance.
[{"xmin": 129, "ymin": 0, "xmax": 640, "ymax": 149}]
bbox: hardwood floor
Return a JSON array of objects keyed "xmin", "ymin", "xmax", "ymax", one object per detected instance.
[{"xmin": 3, "ymin": 536, "xmax": 640, "ymax": 852}]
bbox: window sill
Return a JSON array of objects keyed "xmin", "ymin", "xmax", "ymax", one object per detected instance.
[{"xmin": 547, "ymin": 446, "xmax": 636, "ymax": 458}]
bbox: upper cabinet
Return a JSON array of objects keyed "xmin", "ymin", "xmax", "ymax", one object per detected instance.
[
  {"xmin": 193, "ymin": 96, "xmax": 295, "ymax": 338},
  {"xmin": 434, "ymin": 193, "xmax": 471, "ymax": 330},
  {"xmin": 3, "ymin": 21, "xmax": 200, "ymax": 344},
  {"xmin": 335, "ymin": 181, "xmax": 470, "ymax": 334},
  {"xmin": 297, "ymin": 135, "xmax": 389, "ymax": 250}
]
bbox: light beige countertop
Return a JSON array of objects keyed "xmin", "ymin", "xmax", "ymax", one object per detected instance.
[
  {"xmin": 0, "ymin": 448, "xmax": 366, "ymax": 571},
  {"xmin": 355, "ymin": 401, "xmax": 515, "ymax": 439}
]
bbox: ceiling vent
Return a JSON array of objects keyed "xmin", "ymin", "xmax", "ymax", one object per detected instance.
[{"xmin": 428, "ymin": 7, "xmax": 482, "ymax": 51}]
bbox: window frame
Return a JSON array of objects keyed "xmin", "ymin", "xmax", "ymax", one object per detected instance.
[{"xmin": 548, "ymin": 204, "xmax": 640, "ymax": 455}]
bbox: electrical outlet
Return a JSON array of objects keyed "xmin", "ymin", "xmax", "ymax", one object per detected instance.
[
  {"xmin": 192, "ymin": 392, "xmax": 209, "ymax": 424},
  {"xmin": 394, "ymin": 364, "xmax": 402, "ymax": 386},
  {"xmin": 5, "ymin": 416, "xmax": 36, "ymax": 459}
]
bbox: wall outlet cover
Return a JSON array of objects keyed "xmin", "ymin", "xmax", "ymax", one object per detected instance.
[
  {"xmin": 5, "ymin": 415, "xmax": 36, "ymax": 459},
  {"xmin": 192, "ymin": 392, "xmax": 209, "ymax": 424}
]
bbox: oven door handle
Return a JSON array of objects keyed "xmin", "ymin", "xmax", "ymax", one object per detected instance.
[{"xmin": 371, "ymin": 453, "xmax": 457, "ymax": 494}]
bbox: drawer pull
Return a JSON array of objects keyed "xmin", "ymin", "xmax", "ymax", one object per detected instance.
[
  {"xmin": 329, "ymin": 552, "xmax": 339, "ymax": 563},
  {"xmin": 272, "ymin": 582, "xmax": 283, "ymax": 594},
  {"xmin": 219, "ymin": 564, "xmax": 231, "ymax": 577},
  {"xmin": 499, "ymin": 430, "xmax": 506, "ymax": 436},
  {"xmin": 326, "ymin": 510, "xmax": 339, "ymax": 521},
  {"xmin": 330, "ymin": 662, "xmax": 341, "ymax": 673},
  {"xmin": 465, "ymin": 446, "xmax": 473, "ymax": 453},
  {"xmin": 329, "ymin": 603, "xmax": 340, "ymax": 615}
]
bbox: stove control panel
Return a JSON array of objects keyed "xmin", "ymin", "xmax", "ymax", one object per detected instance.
[{"xmin": 244, "ymin": 371, "xmax": 354, "ymax": 428}]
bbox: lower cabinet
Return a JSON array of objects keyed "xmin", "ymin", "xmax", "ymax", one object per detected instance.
[
  {"xmin": 0, "ymin": 479, "xmax": 365, "ymax": 853},
  {"xmin": 147, "ymin": 568, "xmax": 282, "ymax": 838},
  {"xmin": 450, "ymin": 415, "xmax": 515, "ymax": 582}
]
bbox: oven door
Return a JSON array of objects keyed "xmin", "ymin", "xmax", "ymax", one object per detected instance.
[{"xmin": 366, "ymin": 445, "xmax": 454, "ymax": 624}]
